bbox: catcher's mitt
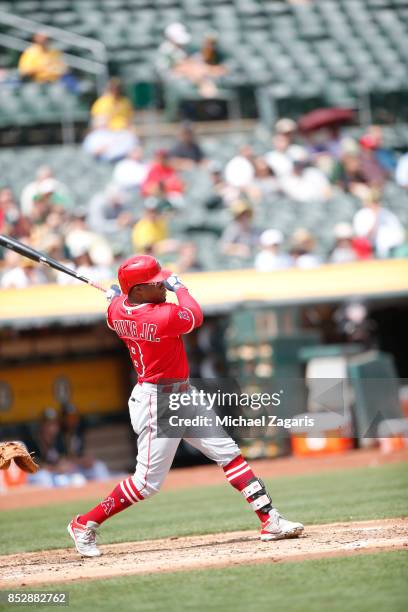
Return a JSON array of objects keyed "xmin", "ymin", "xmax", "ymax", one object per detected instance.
[{"xmin": 0, "ymin": 441, "xmax": 39, "ymax": 474}]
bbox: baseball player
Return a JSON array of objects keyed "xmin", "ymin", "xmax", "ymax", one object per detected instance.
[{"xmin": 68, "ymin": 255, "xmax": 303, "ymax": 556}]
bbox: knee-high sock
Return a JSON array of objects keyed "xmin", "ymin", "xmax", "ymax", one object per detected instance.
[
  {"xmin": 223, "ymin": 455, "xmax": 272, "ymax": 523},
  {"xmin": 78, "ymin": 477, "xmax": 144, "ymax": 525}
]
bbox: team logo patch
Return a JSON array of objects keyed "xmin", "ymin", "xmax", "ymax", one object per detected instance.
[
  {"xmin": 178, "ymin": 311, "xmax": 190, "ymax": 321},
  {"xmin": 101, "ymin": 496, "xmax": 115, "ymax": 516}
]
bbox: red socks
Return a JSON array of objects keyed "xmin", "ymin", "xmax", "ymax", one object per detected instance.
[
  {"xmin": 78, "ymin": 477, "xmax": 144, "ymax": 526},
  {"xmin": 77, "ymin": 458, "xmax": 270, "ymax": 527},
  {"xmin": 223, "ymin": 455, "xmax": 271, "ymax": 523}
]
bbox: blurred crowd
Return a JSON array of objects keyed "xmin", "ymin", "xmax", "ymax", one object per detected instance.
[
  {"xmin": 1, "ymin": 115, "xmax": 408, "ymax": 287},
  {"xmin": 22, "ymin": 403, "xmax": 110, "ymax": 488},
  {"xmin": 0, "ymin": 25, "xmax": 407, "ymax": 286}
]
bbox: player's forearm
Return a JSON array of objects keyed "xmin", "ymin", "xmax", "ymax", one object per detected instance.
[{"xmin": 175, "ymin": 287, "xmax": 204, "ymax": 328}]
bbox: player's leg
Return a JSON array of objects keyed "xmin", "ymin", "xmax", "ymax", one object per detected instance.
[
  {"xmin": 68, "ymin": 386, "xmax": 181, "ymax": 556},
  {"xmin": 130, "ymin": 389, "xmax": 181, "ymax": 499},
  {"xmin": 184, "ymin": 434, "xmax": 304, "ymax": 541}
]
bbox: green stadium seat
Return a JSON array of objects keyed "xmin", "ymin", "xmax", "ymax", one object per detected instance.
[
  {"xmin": 42, "ymin": 0, "xmax": 72, "ymax": 9},
  {"xmin": 12, "ymin": 0, "xmax": 41, "ymax": 11},
  {"xmin": 51, "ymin": 12, "xmax": 79, "ymax": 28},
  {"xmin": 0, "ymin": 2, "xmax": 14, "ymax": 11},
  {"xmin": 0, "ymin": 0, "xmax": 407, "ymax": 129},
  {"xmin": 16, "ymin": 10, "xmax": 48, "ymax": 22}
]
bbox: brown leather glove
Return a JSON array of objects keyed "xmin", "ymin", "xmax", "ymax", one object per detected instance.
[{"xmin": 0, "ymin": 441, "xmax": 39, "ymax": 473}]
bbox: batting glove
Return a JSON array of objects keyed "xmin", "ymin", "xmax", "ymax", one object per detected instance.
[
  {"xmin": 106, "ymin": 284, "xmax": 121, "ymax": 302},
  {"xmin": 164, "ymin": 274, "xmax": 185, "ymax": 292}
]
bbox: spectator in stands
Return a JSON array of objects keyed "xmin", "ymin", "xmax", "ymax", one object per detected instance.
[
  {"xmin": 153, "ymin": 239, "xmax": 204, "ymax": 274},
  {"xmin": 330, "ymin": 139, "xmax": 364, "ymax": 192},
  {"xmin": 59, "ymin": 402, "xmax": 84, "ymax": 458},
  {"xmin": 1, "ymin": 251, "xmax": 47, "ymax": 288},
  {"xmin": 87, "ymin": 184, "xmax": 134, "ymax": 238},
  {"xmin": 191, "ymin": 32, "xmax": 228, "ymax": 98},
  {"xmin": 91, "ymin": 78, "xmax": 134, "ymax": 130},
  {"xmin": 254, "ymin": 229, "xmax": 291, "ymax": 271},
  {"xmin": 0, "ymin": 187, "xmax": 21, "ymax": 234},
  {"xmin": 25, "ymin": 407, "xmax": 82, "ymax": 488},
  {"xmin": 392, "ymin": 233, "xmax": 408, "ymax": 259},
  {"xmin": 204, "ymin": 161, "xmax": 240, "ymax": 210},
  {"xmin": 219, "ymin": 200, "xmax": 260, "ymax": 260},
  {"xmin": 33, "ymin": 179, "xmax": 71, "ymax": 216},
  {"xmin": 264, "ymin": 119, "xmax": 298, "ymax": 178},
  {"xmin": 224, "ymin": 145, "xmax": 256, "ymax": 189},
  {"xmin": 265, "ymin": 133, "xmax": 294, "ymax": 178},
  {"xmin": 59, "ymin": 402, "xmax": 110, "ymax": 481},
  {"xmin": 73, "ymin": 248, "xmax": 112, "ymax": 282},
  {"xmin": 0, "ymin": 188, "xmax": 32, "ymax": 240},
  {"xmin": 395, "ymin": 151, "xmax": 408, "ymax": 189},
  {"xmin": 156, "ymin": 24, "xmax": 228, "ymax": 119},
  {"xmin": 331, "ymin": 138, "xmax": 386, "ymax": 193},
  {"xmin": 200, "ymin": 32, "xmax": 226, "ymax": 70},
  {"xmin": 0, "ymin": 195, "xmax": 5, "ymax": 234},
  {"xmin": 358, "ymin": 136, "xmax": 389, "ymax": 188},
  {"xmin": 279, "ymin": 146, "xmax": 332, "ymax": 203},
  {"xmin": 65, "ymin": 208, "xmax": 113, "ymax": 268},
  {"xmin": 289, "ymin": 229, "xmax": 321, "ymax": 268},
  {"xmin": 26, "ymin": 407, "xmax": 109, "ymax": 487},
  {"xmin": 11, "ymin": 216, "xmax": 34, "ymax": 241},
  {"xmin": 141, "ymin": 149, "xmax": 184, "ymax": 206},
  {"xmin": 131, "ymin": 198, "xmax": 169, "ymax": 253},
  {"xmin": 38, "ymin": 233, "xmax": 77, "ymax": 285},
  {"xmin": 304, "ymin": 127, "xmax": 342, "ymax": 161},
  {"xmin": 157, "ymin": 23, "xmax": 226, "ymax": 93},
  {"xmin": 29, "ymin": 182, "xmax": 59, "ymax": 227},
  {"xmin": 359, "ymin": 126, "xmax": 396, "ymax": 174},
  {"xmin": 83, "ymin": 122, "xmax": 138, "ymax": 162},
  {"xmin": 352, "ymin": 186, "xmax": 405, "ymax": 258},
  {"xmin": 247, "ymin": 157, "xmax": 279, "ymax": 203},
  {"xmin": 112, "ymin": 146, "xmax": 148, "ymax": 192},
  {"xmin": 172, "ymin": 241, "xmax": 203, "ymax": 273},
  {"xmin": 30, "ymin": 206, "xmax": 68, "ymax": 255},
  {"xmin": 275, "ymin": 118, "xmax": 297, "ymax": 140},
  {"xmin": 329, "ymin": 223, "xmax": 359, "ymax": 264},
  {"xmin": 20, "ymin": 166, "xmax": 71, "ymax": 216},
  {"xmin": 18, "ymin": 32, "xmax": 70, "ymax": 86},
  {"xmin": 84, "ymin": 79, "xmax": 137, "ymax": 162},
  {"xmin": 155, "ymin": 22, "xmax": 194, "ymax": 120},
  {"xmin": 156, "ymin": 22, "xmax": 193, "ymax": 78},
  {"xmin": 168, "ymin": 122, "xmax": 205, "ymax": 169}
]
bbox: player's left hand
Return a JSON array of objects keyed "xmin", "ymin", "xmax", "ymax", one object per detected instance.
[
  {"xmin": 106, "ymin": 284, "xmax": 121, "ymax": 302},
  {"xmin": 164, "ymin": 274, "xmax": 185, "ymax": 292}
]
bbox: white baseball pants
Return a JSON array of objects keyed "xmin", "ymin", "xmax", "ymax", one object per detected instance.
[{"xmin": 128, "ymin": 382, "xmax": 240, "ymax": 498}]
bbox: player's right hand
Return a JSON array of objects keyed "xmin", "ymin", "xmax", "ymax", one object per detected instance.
[
  {"xmin": 106, "ymin": 284, "xmax": 121, "ymax": 302},
  {"xmin": 164, "ymin": 274, "xmax": 185, "ymax": 292}
]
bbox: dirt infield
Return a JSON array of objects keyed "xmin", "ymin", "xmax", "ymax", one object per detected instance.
[
  {"xmin": 2, "ymin": 447, "xmax": 408, "ymax": 511},
  {"xmin": 0, "ymin": 518, "xmax": 407, "ymax": 588}
]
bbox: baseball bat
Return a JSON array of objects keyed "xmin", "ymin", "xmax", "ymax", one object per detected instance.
[{"xmin": 0, "ymin": 233, "xmax": 106, "ymax": 293}]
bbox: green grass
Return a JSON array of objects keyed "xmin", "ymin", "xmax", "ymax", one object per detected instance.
[
  {"xmin": 0, "ymin": 462, "xmax": 407, "ymax": 556},
  {"xmin": 6, "ymin": 551, "xmax": 408, "ymax": 612}
]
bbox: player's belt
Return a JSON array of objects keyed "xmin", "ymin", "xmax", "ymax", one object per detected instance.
[{"xmin": 140, "ymin": 380, "xmax": 190, "ymax": 393}]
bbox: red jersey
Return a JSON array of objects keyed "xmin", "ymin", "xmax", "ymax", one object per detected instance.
[
  {"xmin": 107, "ymin": 288, "xmax": 203, "ymax": 383},
  {"xmin": 141, "ymin": 162, "xmax": 184, "ymax": 197}
]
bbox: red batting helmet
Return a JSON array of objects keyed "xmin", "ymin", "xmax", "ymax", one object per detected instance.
[{"xmin": 118, "ymin": 255, "xmax": 171, "ymax": 294}]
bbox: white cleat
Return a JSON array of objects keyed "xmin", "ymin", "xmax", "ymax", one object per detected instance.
[
  {"xmin": 260, "ymin": 508, "xmax": 304, "ymax": 541},
  {"xmin": 67, "ymin": 515, "xmax": 101, "ymax": 557}
]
